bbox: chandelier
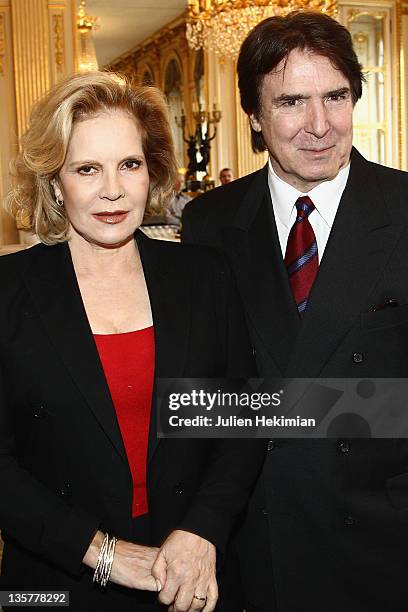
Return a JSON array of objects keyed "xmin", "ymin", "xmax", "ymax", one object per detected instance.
[
  {"xmin": 77, "ymin": 0, "xmax": 100, "ymax": 73},
  {"xmin": 186, "ymin": 0, "xmax": 338, "ymax": 58}
]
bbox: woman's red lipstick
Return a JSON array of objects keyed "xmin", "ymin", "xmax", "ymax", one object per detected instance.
[{"xmin": 93, "ymin": 210, "xmax": 129, "ymax": 224}]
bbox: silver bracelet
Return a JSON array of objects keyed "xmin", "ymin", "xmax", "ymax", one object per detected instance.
[
  {"xmin": 93, "ymin": 533, "xmax": 117, "ymax": 587},
  {"xmin": 93, "ymin": 533, "xmax": 109, "ymax": 584},
  {"xmin": 100, "ymin": 535, "xmax": 117, "ymax": 586}
]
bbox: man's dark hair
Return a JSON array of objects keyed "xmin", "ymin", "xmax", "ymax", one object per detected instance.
[{"xmin": 237, "ymin": 11, "xmax": 365, "ymax": 153}]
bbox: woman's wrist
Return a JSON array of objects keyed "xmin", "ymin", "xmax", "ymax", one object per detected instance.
[{"xmin": 82, "ymin": 530, "xmax": 105, "ymax": 569}]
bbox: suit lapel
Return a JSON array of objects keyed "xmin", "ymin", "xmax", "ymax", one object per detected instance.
[
  {"xmin": 136, "ymin": 231, "xmax": 192, "ymax": 462},
  {"xmin": 22, "ymin": 233, "xmax": 192, "ymax": 467},
  {"xmin": 286, "ymin": 149, "xmax": 403, "ymax": 376},
  {"xmin": 22, "ymin": 242, "xmax": 128, "ymax": 464},
  {"xmin": 223, "ymin": 166, "xmax": 300, "ymax": 374}
]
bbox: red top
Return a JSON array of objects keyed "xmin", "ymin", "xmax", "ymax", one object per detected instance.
[{"xmin": 94, "ymin": 326, "xmax": 155, "ymax": 518}]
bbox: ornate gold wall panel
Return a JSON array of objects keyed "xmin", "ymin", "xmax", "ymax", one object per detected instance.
[
  {"xmin": 235, "ymin": 72, "xmax": 268, "ymax": 178},
  {"xmin": 400, "ymin": 11, "xmax": 408, "ymax": 169},
  {"xmin": 0, "ymin": 0, "xmax": 76, "ymax": 246},
  {"xmin": 0, "ymin": 11, "xmax": 5, "ymax": 76},
  {"xmin": 0, "ymin": 0, "xmax": 19, "ymax": 245},
  {"xmin": 11, "ymin": 0, "xmax": 51, "ymax": 139},
  {"xmin": 53, "ymin": 14, "xmax": 64, "ymax": 68},
  {"xmin": 10, "ymin": 0, "xmax": 75, "ymax": 139},
  {"xmin": 48, "ymin": 1, "xmax": 76, "ymax": 86}
]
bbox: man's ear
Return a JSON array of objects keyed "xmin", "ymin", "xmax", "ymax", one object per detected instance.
[
  {"xmin": 249, "ymin": 113, "xmax": 262, "ymax": 132},
  {"xmin": 50, "ymin": 178, "xmax": 63, "ymax": 201}
]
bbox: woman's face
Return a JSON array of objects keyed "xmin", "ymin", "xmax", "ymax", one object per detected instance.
[{"xmin": 54, "ymin": 110, "xmax": 150, "ymax": 248}]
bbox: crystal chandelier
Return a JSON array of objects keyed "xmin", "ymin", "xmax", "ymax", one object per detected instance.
[
  {"xmin": 186, "ymin": 0, "xmax": 338, "ymax": 58},
  {"xmin": 77, "ymin": 0, "xmax": 100, "ymax": 73}
]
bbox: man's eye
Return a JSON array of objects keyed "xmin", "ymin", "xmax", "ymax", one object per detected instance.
[
  {"xmin": 328, "ymin": 94, "xmax": 346, "ymax": 102},
  {"xmin": 78, "ymin": 166, "xmax": 97, "ymax": 175},
  {"xmin": 122, "ymin": 159, "xmax": 141, "ymax": 170},
  {"xmin": 282, "ymin": 99, "xmax": 300, "ymax": 107}
]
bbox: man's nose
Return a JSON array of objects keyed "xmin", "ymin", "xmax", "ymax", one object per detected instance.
[
  {"xmin": 304, "ymin": 100, "xmax": 330, "ymax": 138},
  {"xmin": 99, "ymin": 171, "xmax": 124, "ymax": 201}
]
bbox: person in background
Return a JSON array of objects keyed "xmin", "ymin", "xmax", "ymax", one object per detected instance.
[
  {"xmin": 165, "ymin": 171, "xmax": 192, "ymax": 225},
  {"xmin": 182, "ymin": 11, "xmax": 408, "ymax": 612},
  {"xmin": 0, "ymin": 71, "xmax": 265, "ymax": 611},
  {"xmin": 219, "ymin": 168, "xmax": 234, "ymax": 185}
]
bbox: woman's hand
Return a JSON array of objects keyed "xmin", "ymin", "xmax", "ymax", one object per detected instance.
[{"xmin": 83, "ymin": 530, "xmax": 160, "ymax": 591}]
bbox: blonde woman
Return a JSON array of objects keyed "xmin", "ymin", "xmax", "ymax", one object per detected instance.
[{"xmin": 0, "ymin": 72, "xmax": 264, "ymax": 611}]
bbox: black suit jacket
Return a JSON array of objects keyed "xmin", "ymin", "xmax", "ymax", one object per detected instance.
[
  {"xmin": 182, "ymin": 148, "xmax": 408, "ymax": 612},
  {"xmin": 0, "ymin": 231, "xmax": 265, "ymax": 611}
]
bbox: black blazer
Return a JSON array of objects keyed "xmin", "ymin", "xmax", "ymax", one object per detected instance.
[
  {"xmin": 182, "ymin": 148, "xmax": 408, "ymax": 612},
  {"xmin": 0, "ymin": 231, "xmax": 265, "ymax": 611}
]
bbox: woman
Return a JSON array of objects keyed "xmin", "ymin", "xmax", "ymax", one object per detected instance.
[{"xmin": 0, "ymin": 72, "xmax": 265, "ymax": 611}]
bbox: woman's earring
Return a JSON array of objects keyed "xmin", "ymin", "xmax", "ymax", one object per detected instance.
[{"xmin": 51, "ymin": 179, "xmax": 63, "ymax": 207}]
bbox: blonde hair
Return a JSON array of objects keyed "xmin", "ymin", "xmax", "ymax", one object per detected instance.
[{"xmin": 5, "ymin": 71, "xmax": 178, "ymax": 245}]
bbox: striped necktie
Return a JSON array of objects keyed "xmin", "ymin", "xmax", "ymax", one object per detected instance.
[{"xmin": 284, "ymin": 196, "xmax": 318, "ymax": 315}]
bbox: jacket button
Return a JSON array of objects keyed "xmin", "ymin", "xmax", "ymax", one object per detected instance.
[
  {"xmin": 33, "ymin": 405, "xmax": 46, "ymax": 418},
  {"xmin": 252, "ymin": 347, "xmax": 257, "ymax": 357},
  {"xmin": 352, "ymin": 352, "xmax": 364, "ymax": 363},
  {"xmin": 344, "ymin": 515, "xmax": 356, "ymax": 527},
  {"xmin": 261, "ymin": 508, "xmax": 269, "ymax": 516},
  {"xmin": 60, "ymin": 483, "xmax": 71, "ymax": 497},
  {"xmin": 267, "ymin": 440, "xmax": 275, "ymax": 451},
  {"xmin": 173, "ymin": 483, "xmax": 184, "ymax": 495},
  {"xmin": 338, "ymin": 440, "xmax": 350, "ymax": 454}
]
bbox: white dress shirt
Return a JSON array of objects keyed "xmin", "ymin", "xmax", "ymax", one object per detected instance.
[{"xmin": 267, "ymin": 158, "xmax": 350, "ymax": 262}]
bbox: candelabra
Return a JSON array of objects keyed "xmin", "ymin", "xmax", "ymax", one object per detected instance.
[{"xmin": 175, "ymin": 103, "xmax": 222, "ymax": 175}]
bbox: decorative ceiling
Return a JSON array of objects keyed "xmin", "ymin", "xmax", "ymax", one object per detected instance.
[{"xmin": 85, "ymin": 0, "xmax": 187, "ymax": 66}]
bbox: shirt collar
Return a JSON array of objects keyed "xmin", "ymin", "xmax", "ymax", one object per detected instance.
[{"xmin": 268, "ymin": 157, "xmax": 350, "ymax": 229}]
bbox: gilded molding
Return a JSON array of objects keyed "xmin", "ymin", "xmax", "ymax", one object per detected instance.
[
  {"xmin": 347, "ymin": 7, "xmax": 386, "ymax": 22},
  {"xmin": 11, "ymin": 0, "xmax": 51, "ymax": 138},
  {"xmin": 396, "ymin": 0, "xmax": 403, "ymax": 169},
  {"xmin": 53, "ymin": 13, "xmax": 64, "ymax": 67},
  {"xmin": 108, "ymin": 18, "xmax": 186, "ymax": 71},
  {"xmin": 0, "ymin": 12, "xmax": 5, "ymax": 76}
]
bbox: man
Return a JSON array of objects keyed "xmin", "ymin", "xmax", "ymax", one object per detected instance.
[
  {"xmin": 219, "ymin": 167, "xmax": 234, "ymax": 185},
  {"xmin": 166, "ymin": 172, "xmax": 192, "ymax": 226},
  {"xmin": 182, "ymin": 11, "xmax": 408, "ymax": 612}
]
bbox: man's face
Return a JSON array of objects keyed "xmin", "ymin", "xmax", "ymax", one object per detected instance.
[
  {"xmin": 250, "ymin": 48, "xmax": 354, "ymax": 192},
  {"xmin": 219, "ymin": 170, "xmax": 233, "ymax": 185}
]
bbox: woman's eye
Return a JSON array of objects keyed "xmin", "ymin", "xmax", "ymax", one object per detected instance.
[
  {"xmin": 122, "ymin": 159, "xmax": 141, "ymax": 170},
  {"xmin": 78, "ymin": 166, "xmax": 97, "ymax": 175}
]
